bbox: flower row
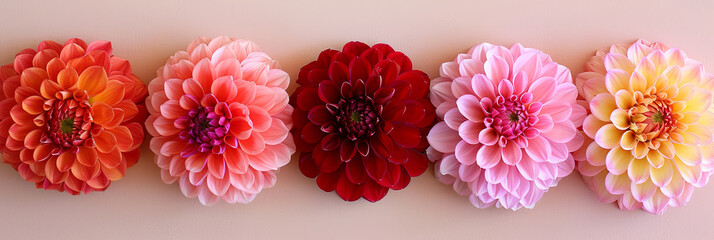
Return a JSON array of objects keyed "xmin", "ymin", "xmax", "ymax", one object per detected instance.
[{"xmin": 0, "ymin": 37, "xmax": 711, "ymax": 215}]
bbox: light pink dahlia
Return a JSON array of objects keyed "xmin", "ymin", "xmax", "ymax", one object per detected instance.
[
  {"xmin": 575, "ymin": 39, "xmax": 714, "ymax": 214},
  {"xmin": 146, "ymin": 36, "xmax": 295, "ymax": 205},
  {"xmin": 427, "ymin": 43, "xmax": 586, "ymax": 209}
]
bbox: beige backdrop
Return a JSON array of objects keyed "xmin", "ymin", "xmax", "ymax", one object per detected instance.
[{"xmin": 1, "ymin": 0, "xmax": 713, "ymax": 239}]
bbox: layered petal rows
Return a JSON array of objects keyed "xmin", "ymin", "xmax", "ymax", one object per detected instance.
[
  {"xmin": 292, "ymin": 41, "xmax": 435, "ymax": 202},
  {"xmin": 0, "ymin": 38, "xmax": 147, "ymax": 194},
  {"xmin": 427, "ymin": 43, "xmax": 585, "ymax": 210},
  {"xmin": 146, "ymin": 36, "xmax": 295, "ymax": 205},
  {"xmin": 575, "ymin": 39, "xmax": 714, "ymax": 214}
]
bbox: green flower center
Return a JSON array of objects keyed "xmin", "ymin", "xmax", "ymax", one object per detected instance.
[{"xmin": 60, "ymin": 117, "xmax": 74, "ymax": 134}]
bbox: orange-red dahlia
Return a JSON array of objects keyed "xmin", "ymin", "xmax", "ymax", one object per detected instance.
[{"xmin": 0, "ymin": 38, "xmax": 147, "ymax": 194}]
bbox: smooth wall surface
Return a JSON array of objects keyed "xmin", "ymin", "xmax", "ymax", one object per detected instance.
[{"xmin": 1, "ymin": 0, "xmax": 713, "ymax": 239}]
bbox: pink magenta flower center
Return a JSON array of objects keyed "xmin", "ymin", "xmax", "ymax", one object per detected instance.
[
  {"xmin": 44, "ymin": 95, "xmax": 93, "ymax": 151},
  {"xmin": 178, "ymin": 105, "xmax": 230, "ymax": 154},
  {"xmin": 332, "ymin": 96, "xmax": 379, "ymax": 141},
  {"xmin": 486, "ymin": 95, "xmax": 536, "ymax": 140}
]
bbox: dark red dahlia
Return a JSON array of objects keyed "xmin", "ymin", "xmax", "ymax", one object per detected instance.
[{"xmin": 291, "ymin": 41, "xmax": 435, "ymax": 202}]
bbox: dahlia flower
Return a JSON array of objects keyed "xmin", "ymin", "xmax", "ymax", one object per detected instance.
[
  {"xmin": 146, "ymin": 36, "xmax": 295, "ymax": 205},
  {"xmin": 0, "ymin": 38, "xmax": 147, "ymax": 194},
  {"xmin": 292, "ymin": 41, "xmax": 435, "ymax": 202},
  {"xmin": 575, "ymin": 39, "xmax": 714, "ymax": 214},
  {"xmin": 427, "ymin": 43, "xmax": 585, "ymax": 210}
]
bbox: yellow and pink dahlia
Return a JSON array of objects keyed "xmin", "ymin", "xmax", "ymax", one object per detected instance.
[
  {"xmin": 575, "ymin": 39, "xmax": 714, "ymax": 214},
  {"xmin": 146, "ymin": 36, "xmax": 295, "ymax": 205},
  {"xmin": 0, "ymin": 38, "xmax": 147, "ymax": 194}
]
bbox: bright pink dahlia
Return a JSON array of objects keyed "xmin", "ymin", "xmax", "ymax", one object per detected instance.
[
  {"xmin": 0, "ymin": 38, "xmax": 147, "ymax": 194},
  {"xmin": 427, "ymin": 43, "xmax": 586, "ymax": 209},
  {"xmin": 146, "ymin": 36, "xmax": 295, "ymax": 205},
  {"xmin": 575, "ymin": 39, "xmax": 714, "ymax": 214},
  {"xmin": 292, "ymin": 41, "xmax": 435, "ymax": 202}
]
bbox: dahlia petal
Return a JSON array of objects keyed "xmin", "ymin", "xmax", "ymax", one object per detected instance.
[
  {"xmin": 542, "ymin": 121, "xmax": 576, "ymax": 143},
  {"xmin": 20, "ymin": 67, "xmax": 49, "ymax": 92},
  {"xmin": 207, "ymin": 154, "xmax": 226, "ymax": 179},
  {"xmin": 631, "ymin": 180, "xmax": 657, "ymax": 202},
  {"xmin": 606, "ymin": 146, "xmax": 632, "ymax": 175},
  {"xmin": 458, "ymin": 59, "xmax": 484, "ymax": 77},
  {"xmin": 315, "ymin": 169, "xmax": 340, "ymax": 192},
  {"xmin": 98, "ymin": 148, "xmax": 122, "ymax": 169},
  {"xmin": 77, "ymin": 66, "xmax": 108, "ymax": 96},
  {"xmin": 604, "ymin": 172, "xmax": 630, "ymax": 195},
  {"xmin": 363, "ymin": 181, "xmax": 389, "ymax": 202},
  {"xmin": 313, "ymin": 147, "xmax": 342, "ymax": 173},
  {"xmin": 456, "ymin": 94, "xmax": 485, "ymax": 123},
  {"xmin": 646, "ymin": 150, "xmax": 665, "ymax": 168},
  {"xmin": 512, "ymin": 52, "xmax": 540, "ymax": 82},
  {"xmin": 107, "ymin": 126, "xmax": 133, "ymax": 152},
  {"xmin": 589, "ymin": 93, "xmax": 617, "ymax": 122},
  {"xmin": 610, "ymin": 109, "xmax": 630, "ymax": 130},
  {"xmin": 471, "ymin": 75, "xmax": 495, "ymax": 99},
  {"xmin": 528, "ymin": 77, "xmax": 556, "ymax": 103},
  {"xmin": 247, "ymin": 105, "xmax": 271, "ymax": 132},
  {"xmin": 683, "ymin": 89, "xmax": 712, "ymax": 113},
  {"xmin": 10, "ymin": 105, "xmax": 35, "ymax": 126},
  {"xmin": 620, "ymin": 130, "xmax": 637, "ymax": 150},
  {"xmin": 524, "ymin": 136, "xmax": 550, "ymax": 162},
  {"xmin": 71, "ymin": 160, "xmax": 97, "ymax": 182},
  {"xmin": 595, "ymin": 124, "xmax": 623, "ymax": 149},
  {"xmin": 443, "ymin": 108, "xmax": 467, "ymax": 131},
  {"xmin": 484, "ymin": 161, "xmax": 508, "ymax": 184},
  {"xmin": 642, "ymin": 190, "xmax": 669, "ymax": 215},
  {"xmin": 46, "ymin": 158, "xmax": 67, "ymax": 184},
  {"xmin": 674, "ymin": 144, "xmax": 702, "ymax": 166},
  {"xmin": 454, "ymin": 140, "xmax": 479, "ymax": 165},
  {"xmin": 261, "ymin": 119, "xmax": 289, "ymax": 145},
  {"xmin": 364, "ymin": 153, "xmax": 388, "ymax": 181},
  {"xmin": 390, "ymin": 123, "xmax": 421, "ymax": 148},
  {"xmin": 345, "ymin": 158, "xmax": 366, "ymax": 184},
  {"xmin": 21, "ymin": 95, "xmax": 44, "ymax": 115},
  {"xmin": 604, "ymin": 53, "xmax": 635, "ymax": 73},
  {"xmin": 627, "ymin": 157, "xmax": 650, "ymax": 184},
  {"xmin": 39, "ymin": 80, "xmax": 62, "ymax": 99},
  {"xmin": 674, "ymin": 156, "xmax": 702, "ymax": 184},
  {"xmin": 238, "ymin": 131, "xmax": 266, "ymax": 155},
  {"xmin": 185, "ymin": 152, "xmax": 208, "ymax": 172},
  {"xmin": 658, "ymin": 141, "xmax": 675, "ymax": 159},
  {"xmin": 501, "ymin": 141, "xmax": 522, "ymax": 165},
  {"xmin": 336, "ymin": 171, "xmax": 365, "ymax": 201},
  {"xmin": 56, "ymin": 152, "xmax": 75, "ymax": 172},
  {"xmin": 474, "ymin": 126, "xmax": 498, "ymax": 146},
  {"xmin": 318, "ymin": 80, "xmax": 340, "ymax": 104},
  {"xmin": 182, "ymin": 78, "xmax": 204, "ymax": 97},
  {"xmin": 476, "ymin": 144, "xmax": 501, "ymax": 168},
  {"xmin": 426, "ymin": 122, "xmax": 460, "ymax": 153},
  {"xmin": 484, "ymin": 55, "xmax": 509, "ymax": 83},
  {"xmin": 93, "ymin": 130, "xmax": 117, "ymax": 153},
  {"xmin": 402, "ymin": 150, "xmax": 428, "ymax": 177},
  {"xmin": 93, "ymin": 80, "xmax": 125, "ymax": 106},
  {"xmin": 650, "ymin": 160, "xmax": 674, "ymax": 187}
]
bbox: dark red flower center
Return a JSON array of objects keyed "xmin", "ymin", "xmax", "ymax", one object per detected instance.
[
  {"xmin": 45, "ymin": 97, "xmax": 93, "ymax": 150},
  {"xmin": 179, "ymin": 106, "xmax": 230, "ymax": 154},
  {"xmin": 333, "ymin": 96, "xmax": 379, "ymax": 141}
]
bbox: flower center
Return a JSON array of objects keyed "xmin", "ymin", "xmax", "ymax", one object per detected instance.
[
  {"xmin": 631, "ymin": 99, "xmax": 675, "ymax": 142},
  {"xmin": 45, "ymin": 93, "xmax": 93, "ymax": 149},
  {"xmin": 60, "ymin": 117, "xmax": 75, "ymax": 134},
  {"xmin": 180, "ymin": 106, "xmax": 230, "ymax": 153},
  {"xmin": 335, "ymin": 96, "xmax": 379, "ymax": 141},
  {"xmin": 487, "ymin": 95, "xmax": 535, "ymax": 140}
]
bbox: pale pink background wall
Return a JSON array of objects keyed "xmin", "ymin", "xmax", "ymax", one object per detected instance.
[{"xmin": 1, "ymin": 0, "xmax": 713, "ymax": 239}]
